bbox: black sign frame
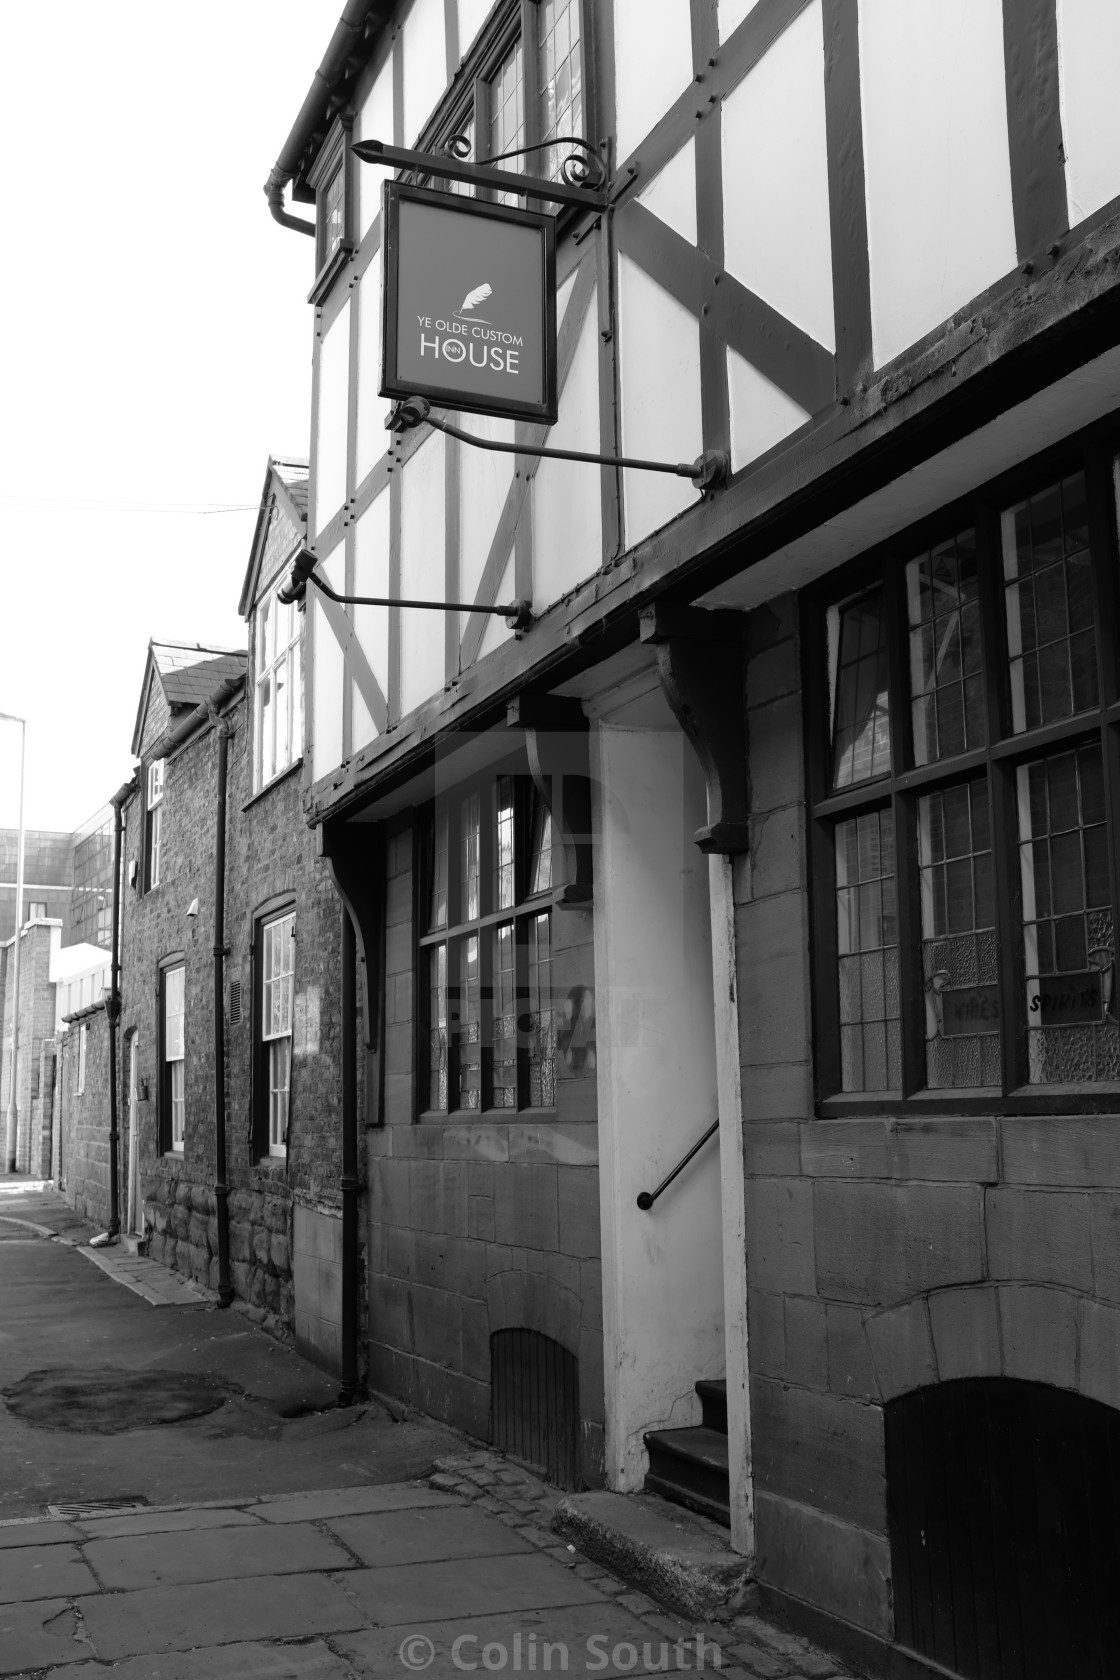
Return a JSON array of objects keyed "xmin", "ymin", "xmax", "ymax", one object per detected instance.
[{"xmin": 380, "ymin": 181, "xmax": 558, "ymax": 425}]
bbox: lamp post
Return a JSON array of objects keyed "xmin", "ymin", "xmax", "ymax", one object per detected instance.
[{"xmin": 1, "ymin": 711, "xmax": 26, "ymax": 1174}]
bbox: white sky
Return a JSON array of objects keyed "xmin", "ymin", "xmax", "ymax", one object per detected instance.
[{"xmin": 0, "ymin": 2, "xmax": 342, "ymax": 832}]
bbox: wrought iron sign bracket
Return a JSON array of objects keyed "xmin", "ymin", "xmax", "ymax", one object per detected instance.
[
  {"xmin": 388, "ymin": 396, "xmax": 729, "ymax": 492},
  {"xmin": 278, "ymin": 550, "xmax": 533, "ymax": 633},
  {"xmin": 352, "ymin": 134, "xmax": 608, "ymax": 212}
]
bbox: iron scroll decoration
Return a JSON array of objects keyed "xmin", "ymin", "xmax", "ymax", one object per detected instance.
[{"xmin": 442, "ymin": 132, "xmax": 608, "ymax": 194}]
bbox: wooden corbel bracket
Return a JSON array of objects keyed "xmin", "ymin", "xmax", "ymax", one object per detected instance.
[
  {"xmin": 506, "ymin": 694, "xmax": 593, "ymax": 905},
  {"xmin": 639, "ymin": 604, "xmax": 750, "ymax": 855}
]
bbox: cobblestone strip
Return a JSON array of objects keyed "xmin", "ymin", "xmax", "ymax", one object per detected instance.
[{"xmin": 426, "ymin": 1455, "xmax": 851, "ymax": 1680}]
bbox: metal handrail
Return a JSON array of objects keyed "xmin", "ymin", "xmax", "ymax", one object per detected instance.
[{"xmin": 636, "ymin": 1121, "xmax": 719, "ymax": 1211}]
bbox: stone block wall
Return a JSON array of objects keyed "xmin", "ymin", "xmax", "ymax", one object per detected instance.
[
  {"xmin": 57, "ymin": 1012, "xmax": 112, "ymax": 1226},
  {"xmin": 120, "ymin": 692, "xmax": 357, "ymax": 1356},
  {"xmin": 368, "ymin": 812, "xmax": 604, "ymax": 1482},
  {"xmin": 735, "ymin": 593, "xmax": 1120, "ymax": 1650}
]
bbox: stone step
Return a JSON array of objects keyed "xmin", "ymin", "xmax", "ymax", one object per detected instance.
[
  {"xmin": 644, "ymin": 1426, "xmax": 731, "ymax": 1528},
  {"xmin": 120, "ymin": 1233, "xmax": 149, "ymax": 1256},
  {"xmin": 551, "ymin": 1487, "xmax": 755, "ymax": 1622},
  {"xmin": 696, "ymin": 1376, "xmax": 727, "ymax": 1435}
]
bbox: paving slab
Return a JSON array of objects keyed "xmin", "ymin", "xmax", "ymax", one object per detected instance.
[
  {"xmin": 75, "ymin": 1505, "xmax": 263, "ymax": 1539},
  {"xmin": 340, "ymin": 1551, "xmax": 608, "ymax": 1626},
  {"xmin": 0, "ymin": 1543, "xmax": 98, "ymax": 1604},
  {"xmin": 46, "ymin": 1638, "xmax": 353, "ymax": 1680},
  {"xmin": 325, "ymin": 1503, "xmax": 535, "ymax": 1567},
  {"xmin": 0, "ymin": 1519, "xmax": 81, "ymax": 1548},
  {"xmin": 77, "ymin": 1571, "xmax": 367, "ymax": 1659},
  {"xmin": 254, "ymin": 1483, "xmax": 457, "ymax": 1523},
  {"xmin": 83, "ymin": 1519, "xmax": 353, "ymax": 1591},
  {"xmin": 78, "ymin": 1246, "xmax": 216, "ymax": 1306},
  {"xmin": 0, "ymin": 1597, "xmax": 93, "ymax": 1674},
  {"xmin": 334, "ymin": 1604, "xmax": 731, "ymax": 1679}
]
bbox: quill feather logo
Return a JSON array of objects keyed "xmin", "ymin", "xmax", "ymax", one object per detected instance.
[{"xmin": 457, "ymin": 283, "xmax": 492, "ymax": 314}]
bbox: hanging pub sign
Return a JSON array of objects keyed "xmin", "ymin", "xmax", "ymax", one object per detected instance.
[{"xmin": 380, "ymin": 181, "xmax": 558, "ymax": 424}]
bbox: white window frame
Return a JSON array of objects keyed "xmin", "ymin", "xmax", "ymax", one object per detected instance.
[
  {"xmin": 146, "ymin": 758, "xmax": 165, "ymax": 890},
  {"xmin": 254, "ymin": 581, "xmax": 302, "ymax": 793},
  {"xmin": 163, "ymin": 963, "xmax": 185, "ymax": 1153},
  {"xmin": 261, "ymin": 912, "xmax": 295, "ymax": 1156}
]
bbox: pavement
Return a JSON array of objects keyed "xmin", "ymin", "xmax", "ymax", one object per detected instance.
[{"xmin": 0, "ymin": 1180, "xmax": 852, "ymax": 1680}]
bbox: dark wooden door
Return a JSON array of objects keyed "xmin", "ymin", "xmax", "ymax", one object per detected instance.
[
  {"xmin": 886, "ymin": 1378, "xmax": 1120, "ymax": 1680},
  {"xmin": 491, "ymin": 1329, "xmax": 580, "ymax": 1490}
]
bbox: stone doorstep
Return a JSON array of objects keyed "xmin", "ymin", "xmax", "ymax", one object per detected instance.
[{"xmin": 551, "ymin": 1489, "xmax": 758, "ymax": 1624}]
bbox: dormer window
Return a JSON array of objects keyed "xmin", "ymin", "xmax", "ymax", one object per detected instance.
[
  {"xmin": 319, "ymin": 163, "xmax": 345, "ymax": 269},
  {"xmin": 308, "ymin": 116, "xmax": 353, "ymax": 301}
]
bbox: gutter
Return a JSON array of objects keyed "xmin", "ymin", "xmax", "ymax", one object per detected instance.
[
  {"xmin": 263, "ymin": 1, "xmax": 383, "ymax": 236},
  {"xmin": 148, "ymin": 674, "xmax": 244, "ymax": 762}
]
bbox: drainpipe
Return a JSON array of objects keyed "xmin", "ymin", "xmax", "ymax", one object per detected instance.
[
  {"xmin": 339, "ymin": 906, "xmax": 359, "ymax": 1401},
  {"xmin": 106, "ymin": 775, "xmax": 137, "ymax": 1238},
  {"xmin": 211, "ymin": 709, "xmax": 234, "ymax": 1308}
]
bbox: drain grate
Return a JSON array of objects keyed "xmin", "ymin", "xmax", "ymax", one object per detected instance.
[{"xmin": 47, "ymin": 1496, "xmax": 149, "ymax": 1520}]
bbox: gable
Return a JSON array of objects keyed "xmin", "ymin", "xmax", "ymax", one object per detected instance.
[{"xmin": 239, "ymin": 460, "xmax": 309, "ymax": 619}]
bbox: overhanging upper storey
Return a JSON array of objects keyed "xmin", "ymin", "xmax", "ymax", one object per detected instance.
[{"xmin": 266, "ymin": 0, "xmax": 1120, "ymax": 828}]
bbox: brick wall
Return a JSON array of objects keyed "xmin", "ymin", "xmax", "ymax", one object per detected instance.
[
  {"xmin": 368, "ymin": 811, "xmax": 605, "ymax": 1481},
  {"xmin": 117, "ymin": 691, "xmax": 354, "ymax": 1351},
  {"xmin": 58, "ymin": 1013, "xmax": 113, "ymax": 1226},
  {"xmin": 737, "ymin": 593, "xmax": 1120, "ymax": 1644}
]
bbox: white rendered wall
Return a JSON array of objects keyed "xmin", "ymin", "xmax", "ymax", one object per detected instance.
[
  {"xmin": 315, "ymin": 301, "xmax": 350, "ymax": 537},
  {"xmin": 614, "ymin": 0, "xmax": 693, "ymax": 164},
  {"xmin": 727, "ymin": 349, "xmax": 811, "ymax": 473},
  {"xmin": 720, "ymin": 0, "xmax": 760, "ymax": 41},
  {"xmin": 618, "ymin": 256, "xmax": 702, "ymax": 550},
  {"xmin": 403, "ymin": 0, "xmax": 446, "ymax": 145},
  {"xmin": 458, "ymin": 0, "xmax": 494, "ymax": 60},
  {"xmin": 459, "ymin": 411, "xmax": 515, "ymax": 641},
  {"xmin": 311, "ymin": 545, "xmax": 345, "ymax": 781},
  {"xmin": 532, "ymin": 296, "xmax": 602, "ymax": 609},
  {"xmin": 722, "ymin": 0, "xmax": 835, "ymax": 353},
  {"xmin": 1056, "ymin": 0, "xmax": 1120, "ymax": 227},
  {"xmin": 356, "ymin": 253, "xmax": 387, "ymax": 487},
  {"xmin": 859, "ymin": 0, "xmax": 1017, "ymax": 367},
  {"xmin": 352, "ymin": 489, "xmax": 391, "ymax": 750},
  {"xmin": 357, "ymin": 57, "xmax": 394, "ymax": 239},
  {"xmin": 592, "ymin": 690, "xmax": 725, "ymax": 1490},
  {"xmin": 638, "ymin": 140, "xmax": 698, "ymax": 247},
  {"xmin": 400, "ymin": 432, "xmax": 447, "ymax": 715}
]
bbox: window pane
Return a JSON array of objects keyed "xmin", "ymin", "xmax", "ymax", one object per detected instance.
[
  {"xmin": 321, "ymin": 164, "xmax": 344, "ymax": 266},
  {"xmin": 460, "ymin": 791, "xmax": 480, "ymax": 921},
  {"xmin": 906, "ymin": 529, "xmax": 985, "ymax": 765},
  {"xmin": 527, "ymin": 912, "xmax": 555, "ymax": 1107},
  {"xmin": 429, "ymin": 807, "xmax": 449, "ymax": 930},
  {"xmin": 489, "ymin": 38, "xmax": 524, "ymax": 204},
  {"xmin": 829, "ymin": 589, "xmax": 891, "ymax": 789},
  {"xmin": 539, "ymin": 0, "xmax": 583, "ymax": 182},
  {"xmin": 428, "ymin": 943, "xmax": 448, "ymax": 1111},
  {"xmin": 919, "ymin": 780, "xmax": 999, "ymax": 1089},
  {"xmin": 164, "ymin": 966, "xmax": 185, "ymax": 1061},
  {"xmin": 270, "ymin": 1038, "xmax": 291, "ymax": 1149},
  {"xmin": 492, "ymin": 921, "xmax": 517, "ymax": 1108},
  {"xmin": 171, "ymin": 1060, "xmax": 185, "ymax": 1146},
  {"xmin": 456, "ymin": 934, "xmax": 481, "ymax": 1110},
  {"xmin": 835, "ymin": 810, "xmax": 900, "ymax": 1092},
  {"xmin": 528, "ymin": 783, "xmax": 553, "ymax": 895},
  {"xmin": 1002, "ymin": 473, "xmax": 1099, "ymax": 732},
  {"xmin": 1018, "ymin": 743, "xmax": 1118, "ymax": 1082},
  {"xmin": 495, "ymin": 777, "xmax": 515, "ymax": 909}
]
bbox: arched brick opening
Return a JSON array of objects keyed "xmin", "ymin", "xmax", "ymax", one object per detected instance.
[{"xmin": 886, "ymin": 1378, "xmax": 1120, "ymax": 1679}]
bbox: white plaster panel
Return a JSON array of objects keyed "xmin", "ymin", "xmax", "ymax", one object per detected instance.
[
  {"xmin": 1056, "ymin": 0, "xmax": 1120, "ymax": 226},
  {"xmin": 400, "ymin": 431, "xmax": 447, "ymax": 716},
  {"xmin": 618, "ymin": 256, "xmax": 702, "ymax": 550},
  {"xmin": 314, "ymin": 300, "xmax": 350, "ymax": 538},
  {"xmin": 719, "ymin": 0, "xmax": 761, "ymax": 42},
  {"xmin": 533, "ymin": 293, "xmax": 602, "ymax": 608},
  {"xmin": 722, "ymin": 0, "xmax": 834, "ymax": 353},
  {"xmin": 859, "ymin": 0, "xmax": 1017, "ymax": 368},
  {"xmin": 638, "ymin": 138, "xmax": 698, "ymax": 248},
  {"xmin": 476, "ymin": 552, "xmax": 515, "ymax": 661},
  {"xmin": 592, "ymin": 715, "xmax": 725, "ymax": 1489},
  {"xmin": 614, "ymin": 0, "xmax": 694, "ymax": 165},
  {"xmin": 352, "ymin": 489, "xmax": 391, "ymax": 750},
  {"xmin": 357, "ymin": 56, "xmax": 394, "ymax": 239},
  {"xmin": 311, "ymin": 545, "xmax": 345, "ymax": 782},
  {"xmin": 727, "ymin": 347, "xmax": 811, "ymax": 472},
  {"xmin": 458, "ymin": 0, "xmax": 494, "ymax": 60},
  {"xmin": 459, "ymin": 412, "xmax": 515, "ymax": 643},
  {"xmin": 403, "ymin": 0, "xmax": 447, "ymax": 145},
  {"xmin": 356, "ymin": 251, "xmax": 388, "ymax": 487}
]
